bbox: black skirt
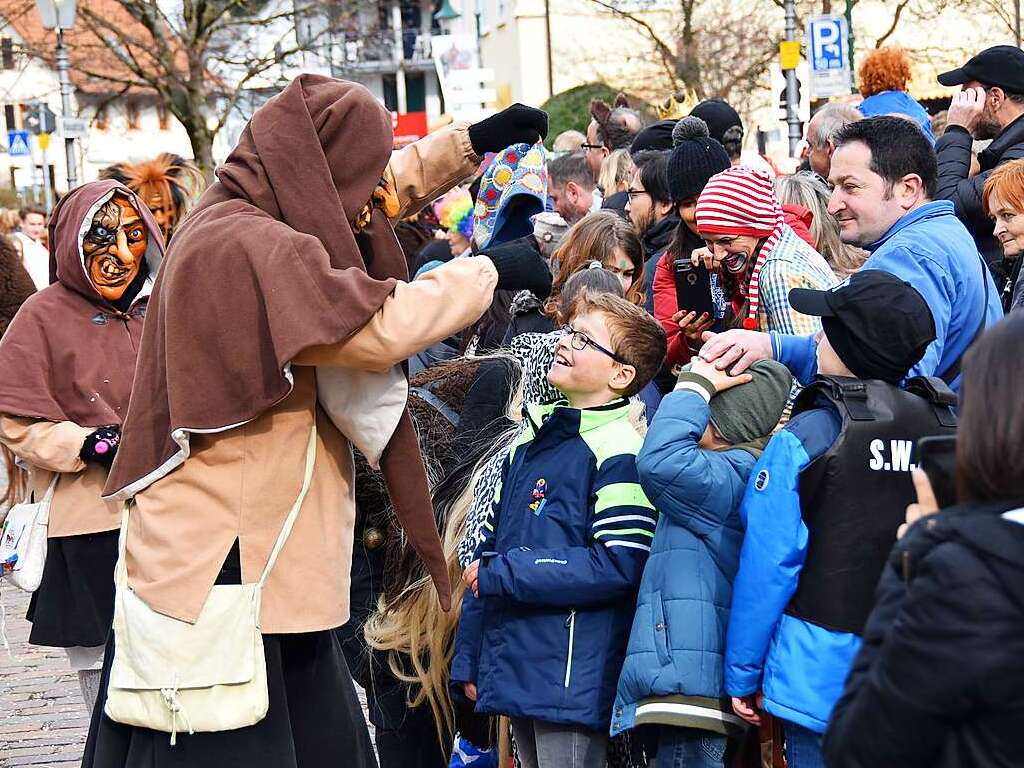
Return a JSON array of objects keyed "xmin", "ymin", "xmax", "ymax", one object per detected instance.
[
  {"xmin": 82, "ymin": 628, "xmax": 379, "ymax": 768},
  {"xmin": 26, "ymin": 529, "xmax": 118, "ymax": 647}
]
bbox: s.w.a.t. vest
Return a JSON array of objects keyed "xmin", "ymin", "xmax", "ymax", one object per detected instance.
[{"xmin": 785, "ymin": 375, "xmax": 957, "ymax": 635}]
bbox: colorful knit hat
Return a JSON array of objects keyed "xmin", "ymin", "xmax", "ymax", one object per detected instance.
[
  {"xmin": 473, "ymin": 142, "xmax": 547, "ymax": 249},
  {"xmin": 695, "ymin": 166, "xmax": 785, "ymax": 329},
  {"xmin": 434, "ymin": 187, "xmax": 475, "ymax": 241}
]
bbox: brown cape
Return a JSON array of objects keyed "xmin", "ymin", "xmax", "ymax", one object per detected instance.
[
  {"xmin": 0, "ymin": 180, "xmax": 163, "ymax": 427},
  {"xmin": 103, "ymin": 75, "xmax": 452, "ymax": 609}
]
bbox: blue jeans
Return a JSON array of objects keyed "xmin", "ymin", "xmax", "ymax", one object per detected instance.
[
  {"xmin": 657, "ymin": 727, "xmax": 728, "ymax": 768},
  {"xmin": 783, "ymin": 721, "xmax": 825, "ymax": 768}
]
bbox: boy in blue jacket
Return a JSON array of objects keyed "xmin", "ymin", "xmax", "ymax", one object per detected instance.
[
  {"xmin": 612, "ymin": 357, "xmax": 792, "ymax": 768},
  {"xmin": 451, "ymin": 292, "xmax": 667, "ymax": 768},
  {"xmin": 724, "ymin": 271, "xmax": 952, "ymax": 768}
]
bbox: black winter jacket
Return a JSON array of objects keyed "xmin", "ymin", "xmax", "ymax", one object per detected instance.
[
  {"xmin": 823, "ymin": 499, "xmax": 1024, "ymax": 768},
  {"xmin": 935, "ymin": 115, "xmax": 1024, "ymax": 266}
]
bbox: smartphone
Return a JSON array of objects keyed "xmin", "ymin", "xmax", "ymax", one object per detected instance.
[
  {"xmin": 917, "ymin": 435, "xmax": 957, "ymax": 509},
  {"xmin": 674, "ymin": 258, "xmax": 714, "ymax": 320}
]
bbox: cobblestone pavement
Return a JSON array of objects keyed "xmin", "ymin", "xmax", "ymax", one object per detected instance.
[
  {"xmin": 0, "ymin": 583, "xmax": 376, "ymax": 768},
  {"xmin": 0, "ymin": 584, "xmax": 88, "ymax": 768}
]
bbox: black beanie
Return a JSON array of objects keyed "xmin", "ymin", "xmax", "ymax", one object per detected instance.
[
  {"xmin": 667, "ymin": 117, "xmax": 733, "ymax": 202},
  {"xmin": 689, "ymin": 99, "xmax": 742, "ymax": 145},
  {"xmin": 630, "ymin": 119, "xmax": 678, "ymax": 154}
]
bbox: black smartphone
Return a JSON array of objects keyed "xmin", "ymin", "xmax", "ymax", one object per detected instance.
[
  {"xmin": 674, "ymin": 258, "xmax": 714, "ymax": 320},
  {"xmin": 917, "ymin": 435, "xmax": 958, "ymax": 509}
]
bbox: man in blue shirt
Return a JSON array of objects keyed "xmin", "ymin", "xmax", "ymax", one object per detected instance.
[{"xmin": 697, "ymin": 116, "xmax": 1002, "ymax": 393}]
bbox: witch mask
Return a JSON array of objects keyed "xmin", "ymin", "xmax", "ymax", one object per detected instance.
[{"xmin": 82, "ymin": 195, "xmax": 146, "ymax": 302}]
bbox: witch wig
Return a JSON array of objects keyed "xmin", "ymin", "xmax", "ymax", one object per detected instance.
[{"xmin": 100, "ymin": 153, "xmax": 205, "ymax": 238}]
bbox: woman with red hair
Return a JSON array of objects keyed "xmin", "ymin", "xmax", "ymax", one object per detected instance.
[
  {"xmin": 857, "ymin": 48, "xmax": 935, "ymax": 143},
  {"xmin": 983, "ymin": 157, "xmax": 1024, "ymax": 311}
]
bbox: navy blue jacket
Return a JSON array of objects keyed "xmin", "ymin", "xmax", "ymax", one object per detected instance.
[
  {"xmin": 612, "ymin": 388, "xmax": 756, "ymax": 737},
  {"xmin": 451, "ymin": 399, "xmax": 657, "ymax": 731}
]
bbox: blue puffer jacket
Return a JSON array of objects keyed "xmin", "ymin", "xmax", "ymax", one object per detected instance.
[
  {"xmin": 612, "ymin": 389, "xmax": 756, "ymax": 738},
  {"xmin": 724, "ymin": 400, "xmax": 857, "ymax": 734},
  {"xmin": 451, "ymin": 399, "xmax": 658, "ymax": 732}
]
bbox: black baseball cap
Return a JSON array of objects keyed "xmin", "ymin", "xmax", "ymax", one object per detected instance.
[
  {"xmin": 938, "ymin": 45, "xmax": 1024, "ymax": 93},
  {"xmin": 789, "ymin": 271, "xmax": 936, "ymax": 384}
]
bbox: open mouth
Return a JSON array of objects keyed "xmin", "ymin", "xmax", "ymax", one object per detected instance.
[
  {"xmin": 553, "ymin": 351, "xmax": 573, "ymax": 368},
  {"xmin": 98, "ymin": 259, "xmax": 130, "ymax": 282}
]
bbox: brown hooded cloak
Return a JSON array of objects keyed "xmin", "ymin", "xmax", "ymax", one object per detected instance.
[
  {"xmin": 104, "ymin": 75, "xmax": 451, "ymax": 608},
  {"xmin": 0, "ymin": 180, "xmax": 163, "ymax": 427}
]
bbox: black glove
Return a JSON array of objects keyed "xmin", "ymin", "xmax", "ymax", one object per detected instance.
[
  {"xmin": 80, "ymin": 426, "xmax": 120, "ymax": 467},
  {"xmin": 468, "ymin": 104, "xmax": 549, "ymax": 156},
  {"xmin": 481, "ymin": 236, "xmax": 553, "ymax": 298}
]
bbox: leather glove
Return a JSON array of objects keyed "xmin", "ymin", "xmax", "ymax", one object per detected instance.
[
  {"xmin": 468, "ymin": 104, "xmax": 549, "ymax": 156},
  {"xmin": 80, "ymin": 426, "xmax": 120, "ymax": 467},
  {"xmin": 480, "ymin": 236, "xmax": 553, "ymax": 297}
]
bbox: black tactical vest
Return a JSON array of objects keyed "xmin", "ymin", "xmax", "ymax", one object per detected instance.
[{"xmin": 785, "ymin": 376, "xmax": 957, "ymax": 635}]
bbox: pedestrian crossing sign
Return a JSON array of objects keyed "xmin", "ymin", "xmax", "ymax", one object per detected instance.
[{"xmin": 7, "ymin": 130, "xmax": 30, "ymax": 157}]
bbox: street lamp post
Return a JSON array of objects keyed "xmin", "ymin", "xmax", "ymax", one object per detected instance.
[{"xmin": 35, "ymin": 0, "xmax": 78, "ymax": 190}]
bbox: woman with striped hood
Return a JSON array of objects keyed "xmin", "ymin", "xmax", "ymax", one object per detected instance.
[{"xmin": 694, "ymin": 166, "xmax": 836, "ymax": 336}]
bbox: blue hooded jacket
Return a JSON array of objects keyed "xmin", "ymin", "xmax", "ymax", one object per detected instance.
[{"xmin": 612, "ymin": 388, "xmax": 755, "ymax": 738}]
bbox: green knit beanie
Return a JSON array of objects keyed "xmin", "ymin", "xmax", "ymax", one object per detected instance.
[{"xmin": 679, "ymin": 360, "xmax": 793, "ymax": 445}]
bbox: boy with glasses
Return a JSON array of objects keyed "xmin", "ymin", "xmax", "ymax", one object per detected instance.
[{"xmin": 451, "ymin": 293, "xmax": 667, "ymax": 768}]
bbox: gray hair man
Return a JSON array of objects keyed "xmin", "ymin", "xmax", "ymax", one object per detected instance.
[{"xmin": 804, "ymin": 103, "xmax": 862, "ymax": 178}]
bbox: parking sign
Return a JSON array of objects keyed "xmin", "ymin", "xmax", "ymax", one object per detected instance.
[{"xmin": 807, "ymin": 15, "xmax": 852, "ymax": 98}]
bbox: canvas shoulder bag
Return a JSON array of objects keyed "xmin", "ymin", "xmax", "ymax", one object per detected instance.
[
  {"xmin": 0, "ymin": 473, "xmax": 57, "ymax": 592},
  {"xmin": 104, "ymin": 425, "xmax": 317, "ymax": 745}
]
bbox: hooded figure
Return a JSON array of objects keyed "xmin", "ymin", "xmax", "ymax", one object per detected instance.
[
  {"xmin": 84, "ymin": 75, "xmax": 546, "ymax": 767},
  {"xmin": 0, "ymin": 179, "xmax": 164, "ymax": 710}
]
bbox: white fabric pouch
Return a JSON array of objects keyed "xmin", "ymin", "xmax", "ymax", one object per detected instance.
[
  {"xmin": 104, "ymin": 426, "xmax": 316, "ymax": 745},
  {"xmin": 0, "ymin": 474, "xmax": 56, "ymax": 592}
]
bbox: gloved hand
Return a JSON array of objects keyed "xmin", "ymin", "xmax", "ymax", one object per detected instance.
[
  {"xmin": 480, "ymin": 237, "xmax": 553, "ymax": 297},
  {"xmin": 80, "ymin": 426, "xmax": 121, "ymax": 467},
  {"xmin": 468, "ymin": 104, "xmax": 549, "ymax": 156}
]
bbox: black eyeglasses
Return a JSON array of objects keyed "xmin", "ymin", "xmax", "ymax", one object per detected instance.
[
  {"xmin": 626, "ymin": 188, "xmax": 649, "ymax": 200},
  {"xmin": 581, "ymin": 142, "xmax": 604, "ymax": 151},
  {"xmin": 564, "ymin": 326, "xmax": 628, "ymax": 364}
]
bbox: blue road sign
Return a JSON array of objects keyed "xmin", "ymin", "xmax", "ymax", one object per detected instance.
[
  {"xmin": 808, "ymin": 15, "xmax": 848, "ymax": 73},
  {"xmin": 7, "ymin": 130, "xmax": 30, "ymax": 157}
]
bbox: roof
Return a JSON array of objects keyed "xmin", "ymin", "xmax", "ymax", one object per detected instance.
[{"xmin": 0, "ymin": 0, "xmax": 190, "ymax": 94}]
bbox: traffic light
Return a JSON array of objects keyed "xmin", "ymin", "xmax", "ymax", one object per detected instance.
[
  {"xmin": 23, "ymin": 104, "xmax": 57, "ymax": 135},
  {"xmin": 778, "ymin": 78, "xmax": 803, "ymax": 119}
]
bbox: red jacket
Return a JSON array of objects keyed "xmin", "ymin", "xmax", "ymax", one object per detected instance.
[{"xmin": 653, "ymin": 207, "xmax": 816, "ymax": 370}]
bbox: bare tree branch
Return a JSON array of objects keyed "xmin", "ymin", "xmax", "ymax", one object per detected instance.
[
  {"xmin": 875, "ymin": 0, "xmax": 912, "ymax": 47},
  {"xmin": 586, "ymin": 0, "xmax": 680, "ymax": 87}
]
